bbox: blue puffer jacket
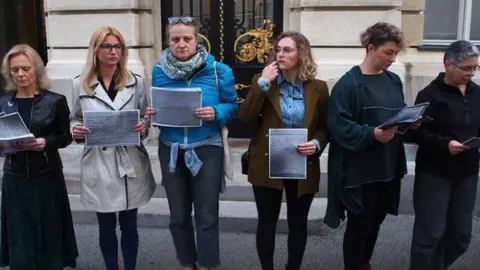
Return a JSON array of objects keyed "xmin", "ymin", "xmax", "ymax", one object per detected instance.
[{"xmin": 151, "ymin": 54, "xmax": 238, "ymax": 144}]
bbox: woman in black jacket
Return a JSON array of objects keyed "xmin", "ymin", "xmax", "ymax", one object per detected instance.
[
  {"xmin": 409, "ymin": 40, "xmax": 480, "ymax": 270},
  {"xmin": 0, "ymin": 44, "xmax": 78, "ymax": 270}
]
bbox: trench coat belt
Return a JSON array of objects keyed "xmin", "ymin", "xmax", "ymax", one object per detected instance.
[{"xmin": 115, "ymin": 146, "xmax": 137, "ymax": 178}]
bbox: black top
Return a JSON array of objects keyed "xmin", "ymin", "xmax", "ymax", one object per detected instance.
[
  {"xmin": 413, "ymin": 72, "xmax": 480, "ymax": 178},
  {"xmin": 98, "ymin": 76, "xmax": 118, "ymax": 101},
  {"xmin": 16, "ymin": 97, "xmax": 34, "ymax": 128}
]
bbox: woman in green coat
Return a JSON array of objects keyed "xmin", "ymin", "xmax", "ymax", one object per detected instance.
[
  {"xmin": 325, "ymin": 23, "xmax": 410, "ymax": 270},
  {"xmin": 0, "ymin": 44, "xmax": 78, "ymax": 269}
]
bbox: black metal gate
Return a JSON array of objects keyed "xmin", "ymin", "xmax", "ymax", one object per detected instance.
[{"xmin": 161, "ymin": 0, "xmax": 284, "ymax": 138}]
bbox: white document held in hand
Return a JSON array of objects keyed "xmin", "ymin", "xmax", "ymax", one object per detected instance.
[
  {"xmin": 150, "ymin": 87, "xmax": 202, "ymax": 127},
  {"xmin": 269, "ymin": 128, "xmax": 308, "ymax": 180},
  {"xmin": 83, "ymin": 110, "xmax": 140, "ymax": 148},
  {"xmin": 0, "ymin": 112, "xmax": 36, "ymax": 155}
]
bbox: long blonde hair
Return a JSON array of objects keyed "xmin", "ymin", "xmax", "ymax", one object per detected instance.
[
  {"xmin": 1, "ymin": 44, "xmax": 51, "ymax": 91},
  {"xmin": 82, "ymin": 26, "xmax": 130, "ymax": 95},
  {"xmin": 267, "ymin": 31, "xmax": 317, "ymax": 81}
]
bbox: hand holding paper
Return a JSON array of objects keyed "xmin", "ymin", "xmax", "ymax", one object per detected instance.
[
  {"xmin": 133, "ymin": 121, "xmax": 146, "ymax": 138},
  {"xmin": 409, "ymin": 117, "xmax": 422, "ymax": 130},
  {"xmin": 195, "ymin": 107, "xmax": 215, "ymax": 121},
  {"xmin": 297, "ymin": 141, "xmax": 317, "ymax": 156},
  {"xmin": 22, "ymin": 138, "xmax": 46, "ymax": 152},
  {"xmin": 374, "ymin": 126, "xmax": 398, "ymax": 143},
  {"xmin": 72, "ymin": 125, "xmax": 91, "ymax": 140},
  {"xmin": 449, "ymin": 140, "xmax": 470, "ymax": 155},
  {"xmin": 144, "ymin": 107, "xmax": 156, "ymax": 121}
]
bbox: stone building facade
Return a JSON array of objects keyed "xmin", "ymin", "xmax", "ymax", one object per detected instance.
[{"xmin": 2, "ymin": 0, "xmax": 479, "ymax": 138}]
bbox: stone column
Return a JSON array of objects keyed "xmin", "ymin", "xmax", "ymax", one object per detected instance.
[
  {"xmin": 400, "ymin": 0, "xmax": 425, "ymax": 47},
  {"xmin": 398, "ymin": 0, "xmax": 432, "ymax": 104},
  {"xmin": 288, "ymin": 0, "xmax": 405, "ymax": 89},
  {"xmin": 43, "ymin": 0, "xmax": 158, "ymax": 107}
]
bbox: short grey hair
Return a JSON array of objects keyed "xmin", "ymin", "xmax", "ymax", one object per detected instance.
[
  {"xmin": 444, "ymin": 40, "xmax": 480, "ymax": 64},
  {"xmin": 1, "ymin": 44, "xmax": 51, "ymax": 91}
]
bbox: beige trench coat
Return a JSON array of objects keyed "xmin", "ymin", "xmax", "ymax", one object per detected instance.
[{"xmin": 70, "ymin": 71, "xmax": 156, "ymax": 213}]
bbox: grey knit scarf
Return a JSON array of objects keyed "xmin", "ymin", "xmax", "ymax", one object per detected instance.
[{"xmin": 158, "ymin": 45, "xmax": 208, "ymax": 80}]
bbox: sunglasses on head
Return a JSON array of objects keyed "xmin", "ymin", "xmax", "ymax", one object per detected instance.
[{"xmin": 168, "ymin": 16, "xmax": 195, "ymax": 25}]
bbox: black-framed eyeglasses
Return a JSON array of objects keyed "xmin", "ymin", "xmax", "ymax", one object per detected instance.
[
  {"xmin": 168, "ymin": 16, "xmax": 195, "ymax": 25},
  {"xmin": 99, "ymin": 44, "xmax": 123, "ymax": 52},
  {"xmin": 452, "ymin": 62, "xmax": 480, "ymax": 73}
]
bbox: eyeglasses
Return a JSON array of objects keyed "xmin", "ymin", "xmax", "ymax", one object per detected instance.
[
  {"xmin": 168, "ymin": 16, "xmax": 195, "ymax": 25},
  {"xmin": 274, "ymin": 46, "xmax": 297, "ymax": 55},
  {"xmin": 99, "ymin": 44, "xmax": 123, "ymax": 53},
  {"xmin": 452, "ymin": 63, "xmax": 480, "ymax": 73}
]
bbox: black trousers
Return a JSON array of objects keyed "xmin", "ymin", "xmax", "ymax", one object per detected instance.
[
  {"xmin": 410, "ymin": 169, "xmax": 477, "ymax": 270},
  {"xmin": 253, "ymin": 180, "xmax": 314, "ymax": 270},
  {"xmin": 343, "ymin": 180, "xmax": 398, "ymax": 270}
]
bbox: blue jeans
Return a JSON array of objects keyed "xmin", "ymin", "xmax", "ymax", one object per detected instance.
[
  {"xmin": 96, "ymin": 208, "xmax": 139, "ymax": 270},
  {"xmin": 159, "ymin": 142, "xmax": 223, "ymax": 268}
]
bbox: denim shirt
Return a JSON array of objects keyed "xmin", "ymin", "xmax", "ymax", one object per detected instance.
[{"xmin": 258, "ymin": 74, "xmax": 321, "ymax": 151}]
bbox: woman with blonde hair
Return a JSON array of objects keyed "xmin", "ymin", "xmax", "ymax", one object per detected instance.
[
  {"xmin": 0, "ymin": 44, "xmax": 78, "ymax": 269},
  {"xmin": 70, "ymin": 26, "xmax": 155, "ymax": 270},
  {"xmin": 238, "ymin": 31, "xmax": 330, "ymax": 270}
]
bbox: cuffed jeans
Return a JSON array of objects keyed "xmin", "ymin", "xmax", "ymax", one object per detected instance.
[
  {"xmin": 410, "ymin": 169, "xmax": 477, "ymax": 270},
  {"xmin": 96, "ymin": 208, "xmax": 139, "ymax": 270},
  {"xmin": 159, "ymin": 142, "xmax": 223, "ymax": 268}
]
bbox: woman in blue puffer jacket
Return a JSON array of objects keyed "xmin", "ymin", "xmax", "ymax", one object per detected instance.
[{"xmin": 145, "ymin": 16, "xmax": 238, "ymax": 270}]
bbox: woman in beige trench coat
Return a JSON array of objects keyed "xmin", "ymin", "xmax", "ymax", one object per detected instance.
[{"xmin": 69, "ymin": 26, "xmax": 156, "ymax": 270}]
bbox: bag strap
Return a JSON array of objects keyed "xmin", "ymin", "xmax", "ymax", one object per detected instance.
[{"xmin": 214, "ymin": 61, "xmax": 219, "ymax": 91}]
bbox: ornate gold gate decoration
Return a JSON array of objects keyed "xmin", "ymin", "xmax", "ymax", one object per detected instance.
[
  {"xmin": 234, "ymin": 19, "xmax": 276, "ymax": 103},
  {"xmin": 198, "ymin": 34, "xmax": 211, "ymax": 53},
  {"xmin": 234, "ymin": 19, "xmax": 275, "ymax": 64}
]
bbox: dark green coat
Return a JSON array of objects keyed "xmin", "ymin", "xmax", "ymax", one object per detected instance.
[{"xmin": 324, "ymin": 66, "xmax": 408, "ymax": 229}]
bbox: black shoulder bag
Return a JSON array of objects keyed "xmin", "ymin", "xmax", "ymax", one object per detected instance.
[{"xmin": 241, "ymin": 113, "xmax": 262, "ymax": 175}]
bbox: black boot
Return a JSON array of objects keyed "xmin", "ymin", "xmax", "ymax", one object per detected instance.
[{"xmin": 285, "ymin": 264, "xmax": 299, "ymax": 270}]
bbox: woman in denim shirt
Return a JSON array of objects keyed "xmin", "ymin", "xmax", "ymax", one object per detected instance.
[
  {"xmin": 146, "ymin": 16, "xmax": 238, "ymax": 270},
  {"xmin": 238, "ymin": 31, "xmax": 330, "ymax": 270}
]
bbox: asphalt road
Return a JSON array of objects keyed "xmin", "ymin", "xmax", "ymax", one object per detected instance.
[{"xmin": 43, "ymin": 215, "xmax": 480, "ymax": 270}]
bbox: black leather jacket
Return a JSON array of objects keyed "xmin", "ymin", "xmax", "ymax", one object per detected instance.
[{"xmin": 0, "ymin": 90, "xmax": 72, "ymax": 177}]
